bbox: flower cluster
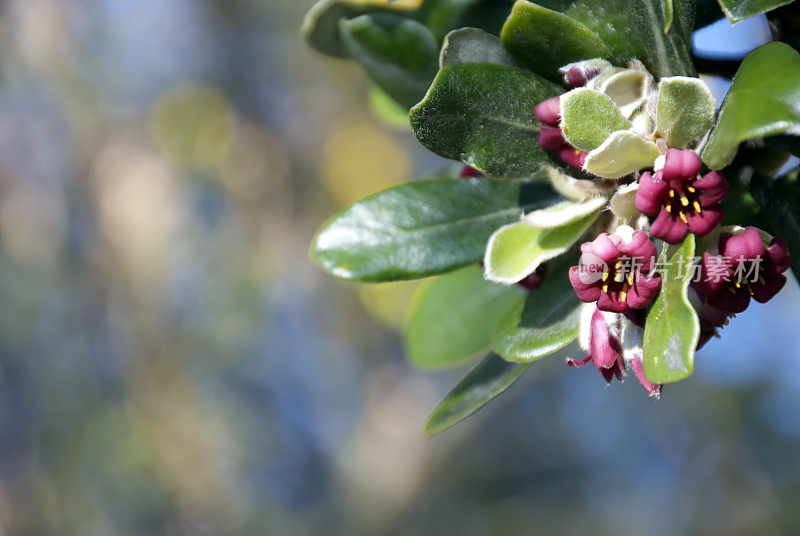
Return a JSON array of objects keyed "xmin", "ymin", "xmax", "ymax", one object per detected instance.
[{"xmin": 526, "ymin": 60, "xmax": 793, "ymax": 393}]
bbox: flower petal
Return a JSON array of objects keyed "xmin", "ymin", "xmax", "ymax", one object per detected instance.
[
  {"xmin": 696, "ymin": 251, "xmax": 733, "ymax": 299},
  {"xmin": 709, "ymin": 287, "xmax": 751, "ymax": 313},
  {"xmin": 685, "ymin": 204, "xmax": 724, "ymax": 237},
  {"xmin": 597, "ymin": 291, "xmax": 630, "ymax": 313},
  {"xmin": 630, "ymin": 353, "xmax": 662, "ymax": 397},
  {"xmin": 694, "ymin": 171, "xmax": 729, "ymax": 206},
  {"xmin": 569, "ymin": 265, "xmax": 602, "ymax": 302},
  {"xmin": 721, "ymin": 226, "xmax": 765, "ymax": 263},
  {"xmin": 662, "ymin": 148, "xmax": 701, "ymax": 184},
  {"xmin": 649, "ymin": 209, "xmax": 688, "ymax": 244},
  {"xmin": 534, "ymin": 96, "xmax": 561, "ymax": 127},
  {"xmin": 619, "ymin": 230, "xmax": 658, "ymax": 271},
  {"xmin": 626, "ymin": 273, "xmax": 662, "ymax": 309},
  {"xmin": 765, "ymin": 236, "xmax": 791, "ymax": 276},
  {"xmin": 635, "ymin": 171, "xmax": 669, "ymax": 215},
  {"xmin": 582, "ymin": 233, "xmax": 620, "ymax": 264},
  {"xmin": 539, "ymin": 125, "xmax": 567, "ymax": 150},
  {"xmin": 751, "ymin": 274, "xmax": 786, "ymax": 303}
]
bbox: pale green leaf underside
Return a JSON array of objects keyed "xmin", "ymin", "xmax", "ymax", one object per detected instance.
[
  {"xmin": 643, "ymin": 235, "xmax": 700, "ymax": 383},
  {"xmin": 583, "ymin": 130, "xmax": 660, "ymax": 179},
  {"xmin": 484, "ymin": 208, "xmax": 601, "ymax": 284}
]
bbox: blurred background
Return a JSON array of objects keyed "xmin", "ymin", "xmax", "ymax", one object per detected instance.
[{"xmin": 0, "ymin": 1, "xmax": 797, "ymax": 534}]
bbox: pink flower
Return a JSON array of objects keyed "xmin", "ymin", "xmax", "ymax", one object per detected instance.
[
  {"xmin": 629, "ymin": 351, "xmax": 662, "ymax": 397},
  {"xmin": 635, "ymin": 149, "xmax": 728, "ymax": 244},
  {"xmin": 569, "ymin": 228, "xmax": 662, "ymax": 314},
  {"xmin": 694, "ymin": 227, "xmax": 791, "ymax": 314},
  {"xmin": 567, "ymin": 308, "xmax": 625, "ymax": 383},
  {"xmin": 564, "ymin": 65, "xmax": 603, "ymax": 87},
  {"xmin": 534, "ymin": 96, "xmax": 587, "ymax": 170}
]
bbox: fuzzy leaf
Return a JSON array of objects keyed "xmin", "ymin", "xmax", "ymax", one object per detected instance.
[
  {"xmin": 492, "ymin": 261, "xmax": 583, "ymax": 362},
  {"xmin": 643, "ymin": 235, "xmax": 700, "ymax": 383},
  {"xmin": 583, "ymin": 130, "xmax": 660, "ymax": 179},
  {"xmin": 500, "ymin": 1, "xmax": 612, "ymax": 82},
  {"xmin": 702, "ymin": 43, "xmax": 800, "ymax": 170},
  {"xmin": 522, "ymin": 196, "xmax": 607, "ymax": 227},
  {"xmin": 311, "ymin": 178, "xmax": 563, "ymax": 282},
  {"xmin": 339, "ymin": 15, "xmax": 439, "ymax": 109},
  {"xmin": 561, "ymin": 89, "xmax": 632, "ymax": 152},
  {"xmin": 484, "ymin": 206, "xmax": 601, "ymax": 284},
  {"xmin": 656, "ymin": 76, "xmax": 716, "ymax": 149},
  {"xmin": 425, "ymin": 353, "xmax": 530, "ymax": 436},
  {"xmin": 302, "ymin": 0, "xmax": 422, "ymax": 58},
  {"xmin": 535, "ymin": 0, "xmax": 696, "ymax": 78},
  {"xmin": 404, "ymin": 265, "xmax": 522, "ymax": 370},
  {"xmin": 439, "ymin": 28, "xmax": 516, "ymax": 68},
  {"xmin": 410, "ymin": 63, "xmax": 563, "ymax": 177}
]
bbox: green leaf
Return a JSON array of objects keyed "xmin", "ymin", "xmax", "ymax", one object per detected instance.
[
  {"xmin": 663, "ymin": 0, "xmax": 674, "ymax": 32},
  {"xmin": 561, "ymin": 89, "xmax": 632, "ymax": 151},
  {"xmin": 642, "ymin": 234, "xmax": 700, "ymax": 384},
  {"xmin": 425, "ymin": 353, "xmax": 530, "ymax": 436},
  {"xmin": 717, "ymin": 0, "xmax": 794, "ymax": 22},
  {"xmin": 747, "ymin": 173, "xmax": 800, "ymax": 281},
  {"xmin": 702, "ymin": 43, "xmax": 800, "ymax": 170},
  {"xmin": 484, "ymin": 200, "xmax": 603, "ymax": 284},
  {"xmin": 310, "ymin": 177, "xmax": 563, "ymax": 282},
  {"xmin": 492, "ymin": 261, "xmax": 583, "ymax": 362},
  {"xmin": 339, "ymin": 15, "xmax": 439, "ymax": 109},
  {"xmin": 583, "ymin": 130, "xmax": 660, "ymax": 178},
  {"xmin": 536, "ymin": 0, "xmax": 696, "ymax": 78},
  {"xmin": 410, "ymin": 63, "xmax": 564, "ymax": 178},
  {"xmin": 439, "ymin": 28, "xmax": 516, "ymax": 68},
  {"xmin": 500, "ymin": 1, "xmax": 612, "ymax": 82},
  {"xmin": 302, "ymin": 0, "xmax": 422, "ymax": 58},
  {"xmin": 656, "ymin": 76, "xmax": 716, "ymax": 149},
  {"xmin": 404, "ymin": 265, "xmax": 522, "ymax": 369}
]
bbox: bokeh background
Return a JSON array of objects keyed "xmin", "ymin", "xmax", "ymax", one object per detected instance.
[{"xmin": 0, "ymin": 1, "xmax": 797, "ymax": 534}]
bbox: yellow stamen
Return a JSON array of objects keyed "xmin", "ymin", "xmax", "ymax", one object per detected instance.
[
  {"xmin": 669, "ymin": 190, "xmax": 675, "ymax": 198},
  {"xmin": 734, "ymin": 281, "xmax": 741, "ymax": 288},
  {"xmin": 759, "ymin": 275, "xmax": 766, "ymax": 285},
  {"xmin": 693, "ymin": 201, "xmax": 702, "ymax": 213},
  {"xmin": 747, "ymin": 283, "xmax": 754, "ymax": 296},
  {"xmin": 727, "ymin": 285, "xmax": 737, "ymax": 294},
  {"xmin": 687, "ymin": 186, "xmax": 696, "ymax": 193},
  {"xmin": 665, "ymin": 204, "xmax": 672, "ymax": 213},
  {"xmin": 602, "ymin": 271, "xmax": 609, "ymax": 281},
  {"xmin": 602, "ymin": 283, "xmax": 609, "ymax": 293},
  {"xmin": 680, "ymin": 195, "xmax": 689, "ymax": 207},
  {"xmin": 679, "ymin": 211, "xmax": 688, "ymax": 223},
  {"xmin": 619, "ymin": 289, "xmax": 627, "ymax": 302},
  {"xmin": 614, "ymin": 271, "xmax": 625, "ymax": 283},
  {"xmin": 627, "ymin": 272, "xmax": 635, "ymax": 286}
]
